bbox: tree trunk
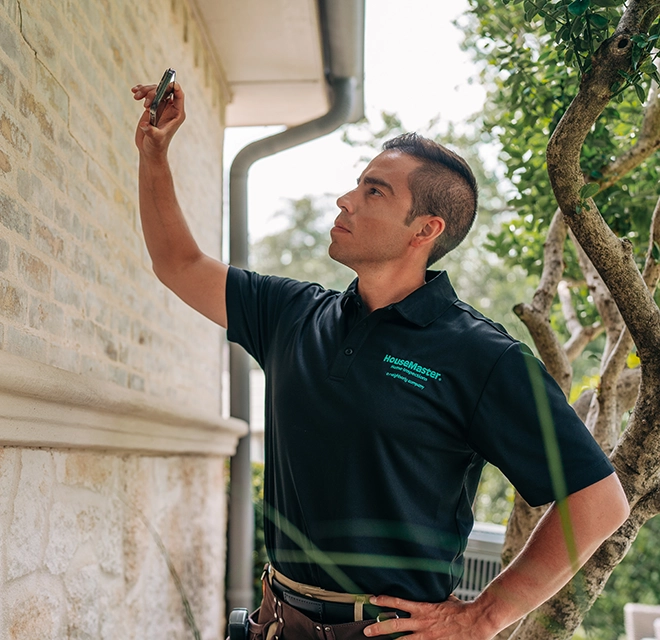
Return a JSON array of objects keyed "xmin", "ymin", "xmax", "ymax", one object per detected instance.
[{"xmin": 504, "ymin": 1, "xmax": 660, "ymax": 638}]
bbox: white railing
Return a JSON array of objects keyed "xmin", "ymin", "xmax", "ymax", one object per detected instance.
[{"xmin": 455, "ymin": 522, "xmax": 506, "ymax": 601}]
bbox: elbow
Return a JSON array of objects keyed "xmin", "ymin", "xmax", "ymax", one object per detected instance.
[
  {"xmin": 151, "ymin": 261, "xmax": 183, "ymax": 293},
  {"xmin": 152, "ymin": 262, "xmax": 170, "ymax": 285},
  {"xmin": 606, "ymin": 472, "xmax": 630, "ymax": 535}
]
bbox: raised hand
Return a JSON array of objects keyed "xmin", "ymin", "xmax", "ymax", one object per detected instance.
[{"xmin": 131, "ymin": 82, "xmax": 186, "ymax": 160}]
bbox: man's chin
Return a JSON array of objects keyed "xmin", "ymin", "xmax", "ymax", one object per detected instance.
[{"xmin": 328, "ymin": 244, "xmax": 348, "ymax": 267}]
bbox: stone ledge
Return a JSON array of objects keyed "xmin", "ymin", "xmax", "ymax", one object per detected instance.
[{"xmin": 0, "ymin": 349, "xmax": 247, "ymax": 455}]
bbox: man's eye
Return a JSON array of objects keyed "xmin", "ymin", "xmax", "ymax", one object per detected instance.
[{"xmin": 368, "ymin": 187, "xmax": 382, "ymax": 196}]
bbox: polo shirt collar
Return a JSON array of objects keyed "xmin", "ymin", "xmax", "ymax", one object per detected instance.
[{"xmin": 340, "ymin": 270, "xmax": 458, "ymax": 327}]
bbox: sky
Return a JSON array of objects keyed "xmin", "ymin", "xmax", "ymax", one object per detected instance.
[{"xmin": 223, "ymin": 0, "xmax": 486, "ymax": 245}]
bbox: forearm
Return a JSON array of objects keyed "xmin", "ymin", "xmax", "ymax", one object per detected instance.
[
  {"xmin": 472, "ymin": 474, "xmax": 629, "ymax": 636},
  {"xmin": 473, "ymin": 505, "xmax": 582, "ymax": 635},
  {"xmin": 138, "ymin": 154, "xmax": 202, "ymax": 279}
]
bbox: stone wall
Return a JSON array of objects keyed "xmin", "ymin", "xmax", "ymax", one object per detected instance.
[
  {"xmin": 0, "ymin": 448, "xmax": 228, "ymax": 639},
  {"xmin": 0, "ymin": 0, "xmax": 237, "ymax": 637}
]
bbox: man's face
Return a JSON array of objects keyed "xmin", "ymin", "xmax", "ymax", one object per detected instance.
[{"xmin": 329, "ymin": 150, "xmax": 423, "ymax": 271}]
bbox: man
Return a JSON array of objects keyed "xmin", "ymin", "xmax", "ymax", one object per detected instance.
[{"xmin": 132, "ymin": 81, "xmax": 629, "ymax": 640}]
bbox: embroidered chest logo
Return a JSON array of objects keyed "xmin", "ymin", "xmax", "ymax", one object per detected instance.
[{"xmin": 383, "ymin": 354, "xmax": 442, "ymax": 390}]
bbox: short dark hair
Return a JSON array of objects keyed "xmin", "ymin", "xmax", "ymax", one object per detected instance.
[{"xmin": 382, "ymin": 133, "xmax": 478, "ymax": 266}]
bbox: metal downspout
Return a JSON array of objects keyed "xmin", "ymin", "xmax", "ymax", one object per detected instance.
[{"xmin": 226, "ymin": 76, "xmax": 357, "ymax": 613}]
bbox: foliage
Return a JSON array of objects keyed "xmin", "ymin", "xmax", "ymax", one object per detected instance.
[
  {"xmin": 462, "ymin": 0, "xmax": 660, "ymax": 291},
  {"xmin": 456, "ymin": 2, "xmax": 660, "ymax": 638},
  {"xmin": 582, "ymin": 515, "xmax": 660, "ymax": 640},
  {"xmin": 474, "ymin": 464, "xmax": 515, "ymax": 525},
  {"xmin": 250, "ymin": 195, "xmax": 354, "ymax": 292}
]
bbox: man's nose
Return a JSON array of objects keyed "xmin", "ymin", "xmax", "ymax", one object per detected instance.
[{"xmin": 336, "ymin": 190, "xmax": 353, "ymax": 212}]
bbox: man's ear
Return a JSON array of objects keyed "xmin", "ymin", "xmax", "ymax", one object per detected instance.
[{"xmin": 411, "ymin": 216, "xmax": 445, "ymax": 248}]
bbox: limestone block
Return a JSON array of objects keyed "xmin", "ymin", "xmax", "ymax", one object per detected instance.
[
  {"xmin": 0, "ymin": 148, "xmax": 10, "ymax": 174},
  {"xmin": 54, "ymin": 450, "xmax": 116, "ymax": 494},
  {"xmin": 64, "ymin": 564, "xmax": 103, "ymax": 638},
  {"xmin": 5, "ymin": 325, "xmax": 49, "ymax": 363},
  {"xmin": 96, "ymin": 497, "xmax": 123, "ymax": 577},
  {"xmin": 4, "ymin": 578, "xmax": 64, "ymax": 640},
  {"xmin": 0, "ymin": 237, "xmax": 9, "ymax": 273},
  {"xmin": 0, "ymin": 193, "xmax": 31, "ymax": 241},
  {"xmin": 44, "ymin": 500, "xmax": 79, "ymax": 575},
  {"xmin": 7, "ymin": 450, "xmax": 53, "ymax": 580},
  {"xmin": 0, "ymin": 277, "xmax": 27, "ymax": 323},
  {"xmin": 0, "ymin": 447, "xmax": 19, "ymax": 550}
]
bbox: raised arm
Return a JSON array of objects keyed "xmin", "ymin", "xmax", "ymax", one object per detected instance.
[
  {"xmin": 364, "ymin": 472, "xmax": 630, "ymax": 639},
  {"xmin": 132, "ymin": 82, "xmax": 229, "ymax": 328}
]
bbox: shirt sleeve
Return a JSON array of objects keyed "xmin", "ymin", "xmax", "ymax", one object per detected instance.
[
  {"xmin": 467, "ymin": 342, "xmax": 614, "ymax": 507},
  {"xmin": 225, "ymin": 266, "xmax": 323, "ymax": 369}
]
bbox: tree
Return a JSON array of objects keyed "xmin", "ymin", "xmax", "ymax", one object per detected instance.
[
  {"xmin": 582, "ymin": 515, "xmax": 660, "ymax": 640},
  {"xmin": 459, "ymin": 1, "xmax": 660, "ymax": 638}
]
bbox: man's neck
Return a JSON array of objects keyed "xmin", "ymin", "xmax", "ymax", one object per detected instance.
[{"xmin": 354, "ymin": 262, "xmax": 427, "ymax": 313}]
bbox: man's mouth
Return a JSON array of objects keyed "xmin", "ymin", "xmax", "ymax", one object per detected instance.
[{"xmin": 332, "ymin": 218, "xmax": 350, "ymax": 233}]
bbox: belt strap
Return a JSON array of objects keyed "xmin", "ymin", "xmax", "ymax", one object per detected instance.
[{"xmin": 267, "ymin": 565, "xmax": 374, "ymax": 621}]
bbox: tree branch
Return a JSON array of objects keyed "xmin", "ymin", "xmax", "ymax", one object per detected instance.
[
  {"xmin": 546, "ymin": 2, "xmax": 660, "ymax": 360},
  {"xmin": 590, "ymin": 192, "xmax": 660, "ymax": 452},
  {"xmin": 557, "ymin": 280, "xmax": 604, "ymax": 362},
  {"xmin": 590, "ymin": 327, "xmax": 635, "ymax": 453},
  {"xmin": 514, "ymin": 210, "xmax": 573, "ymax": 395},
  {"xmin": 642, "ymin": 189, "xmax": 660, "ymax": 289},
  {"xmin": 569, "ymin": 229, "xmax": 624, "ymax": 363},
  {"xmin": 509, "ymin": 484, "xmax": 660, "ymax": 640},
  {"xmin": 597, "ymin": 85, "xmax": 660, "ymax": 192},
  {"xmin": 616, "ymin": 366, "xmax": 641, "ymax": 422}
]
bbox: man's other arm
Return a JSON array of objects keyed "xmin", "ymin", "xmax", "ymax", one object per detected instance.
[
  {"xmin": 133, "ymin": 82, "xmax": 229, "ymax": 328},
  {"xmin": 364, "ymin": 472, "xmax": 630, "ymax": 640}
]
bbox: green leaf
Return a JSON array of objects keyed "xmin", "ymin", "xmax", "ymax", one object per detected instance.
[
  {"xmin": 634, "ymin": 82, "xmax": 647, "ymax": 103},
  {"xmin": 571, "ymin": 16, "xmax": 586, "ymax": 36},
  {"xmin": 524, "ymin": 0, "xmax": 538, "ymax": 21},
  {"xmin": 591, "ymin": 0, "xmax": 621, "ymax": 5},
  {"xmin": 568, "ymin": 0, "xmax": 591, "ymax": 16},
  {"xmin": 588, "ymin": 13, "xmax": 609, "ymax": 29},
  {"xmin": 641, "ymin": 60, "xmax": 657, "ymax": 74},
  {"xmin": 580, "ymin": 182, "xmax": 600, "ymax": 199},
  {"xmin": 575, "ymin": 203, "xmax": 583, "ymax": 214},
  {"xmin": 557, "ymin": 23, "xmax": 572, "ymax": 42},
  {"xmin": 650, "ymin": 241, "xmax": 660, "ymax": 261},
  {"xmin": 653, "ymin": 242, "xmax": 660, "ymax": 262}
]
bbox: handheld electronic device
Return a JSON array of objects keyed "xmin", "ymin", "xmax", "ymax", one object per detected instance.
[
  {"xmin": 149, "ymin": 68, "xmax": 176, "ymax": 127},
  {"xmin": 228, "ymin": 608, "xmax": 249, "ymax": 640}
]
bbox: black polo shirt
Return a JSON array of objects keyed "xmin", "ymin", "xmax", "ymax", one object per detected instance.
[{"xmin": 226, "ymin": 267, "xmax": 613, "ymax": 603}]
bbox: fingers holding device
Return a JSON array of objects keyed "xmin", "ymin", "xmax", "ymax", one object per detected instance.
[
  {"xmin": 149, "ymin": 68, "xmax": 176, "ymax": 126},
  {"xmin": 132, "ymin": 70, "xmax": 185, "ymax": 157}
]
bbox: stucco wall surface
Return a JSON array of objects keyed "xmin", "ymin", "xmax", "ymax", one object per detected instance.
[
  {"xmin": 0, "ymin": 447, "xmax": 228, "ymax": 640},
  {"xmin": 0, "ymin": 0, "xmax": 227, "ymax": 408}
]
